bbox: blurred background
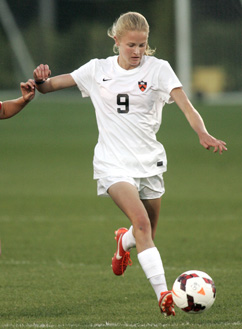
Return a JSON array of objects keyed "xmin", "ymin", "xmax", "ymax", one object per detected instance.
[
  {"xmin": 0, "ymin": 4, "xmax": 241, "ymax": 325},
  {"xmin": 0, "ymin": 0, "xmax": 241, "ymax": 103}
]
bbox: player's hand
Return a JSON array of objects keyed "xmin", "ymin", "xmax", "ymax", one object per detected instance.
[
  {"xmin": 33, "ymin": 64, "xmax": 51, "ymax": 83},
  {"xmin": 20, "ymin": 79, "xmax": 35, "ymax": 102},
  {"xmin": 199, "ymin": 132, "xmax": 227, "ymax": 155}
]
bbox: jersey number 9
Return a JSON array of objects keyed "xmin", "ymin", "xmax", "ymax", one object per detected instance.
[{"xmin": 117, "ymin": 94, "xmax": 129, "ymax": 114}]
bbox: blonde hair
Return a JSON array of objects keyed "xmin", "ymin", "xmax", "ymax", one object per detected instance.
[{"xmin": 108, "ymin": 12, "xmax": 155, "ymax": 56}]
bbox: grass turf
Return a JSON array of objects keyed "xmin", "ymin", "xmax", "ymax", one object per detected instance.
[{"xmin": 0, "ymin": 94, "xmax": 241, "ymax": 328}]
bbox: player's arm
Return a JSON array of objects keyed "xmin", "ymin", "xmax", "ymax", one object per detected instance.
[
  {"xmin": 33, "ymin": 64, "xmax": 76, "ymax": 94},
  {"xmin": 170, "ymin": 87, "xmax": 227, "ymax": 154},
  {"xmin": 0, "ymin": 79, "xmax": 35, "ymax": 120}
]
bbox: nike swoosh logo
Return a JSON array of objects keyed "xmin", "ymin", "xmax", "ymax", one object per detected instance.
[
  {"xmin": 116, "ymin": 234, "xmax": 123, "ymax": 260},
  {"xmin": 103, "ymin": 78, "xmax": 111, "ymax": 81}
]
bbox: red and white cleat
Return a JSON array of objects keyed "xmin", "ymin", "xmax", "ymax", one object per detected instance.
[
  {"xmin": 159, "ymin": 291, "xmax": 176, "ymax": 316},
  {"xmin": 111, "ymin": 227, "xmax": 132, "ymax": 276}
]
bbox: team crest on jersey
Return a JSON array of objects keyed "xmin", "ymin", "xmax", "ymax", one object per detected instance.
[{"xmin": 138, "ymin": 81, "xmax": 147, "ymax": 92}]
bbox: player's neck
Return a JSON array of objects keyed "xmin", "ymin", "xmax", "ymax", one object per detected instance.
[{"xmin": 117, "ymin": 56, "xmax": 141, "ymax": 70}]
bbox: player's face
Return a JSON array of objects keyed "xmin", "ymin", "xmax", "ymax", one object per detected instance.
[{"xmin": 115, "ymin": 30, "xmax": 148, "ymax": 70}]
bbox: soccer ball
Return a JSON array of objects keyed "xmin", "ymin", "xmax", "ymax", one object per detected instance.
[{"xmin": 172, "ymin": 270, "xmax": 216, "ymax": 314}]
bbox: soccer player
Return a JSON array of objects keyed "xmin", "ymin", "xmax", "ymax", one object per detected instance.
[
  {"xmin": 0, "ymin": 79, "xmax": 35, "ymax": 120},
  {"xmin": 33, "ymin": 12, "xmax": 227, "ymax": 317}
]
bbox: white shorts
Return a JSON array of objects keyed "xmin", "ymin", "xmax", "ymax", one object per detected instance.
[{"xmin": 97, "ymin": 174, "xmax": 165, "ymax": 200}]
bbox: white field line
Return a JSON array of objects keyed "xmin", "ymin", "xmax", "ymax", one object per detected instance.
[
  {"xmin": 1, "ymin": 260, "xmax": 242, "ymax": 275},
  {"xmin": 1, "ymin": 322, "xmax": 242, "ymax": 328}
]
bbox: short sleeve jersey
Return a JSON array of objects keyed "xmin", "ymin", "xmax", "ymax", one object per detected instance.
[{"xmin": 71, "ymin": 55, "xmax": 182, "ymax": 179}]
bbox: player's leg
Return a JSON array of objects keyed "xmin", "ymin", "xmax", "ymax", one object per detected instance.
[
  {"xmin": 122, "ymin": 198, "xmax": 161, "ymax": 250},
  {"xmin": 142, "ymin": 198, "xmax": 161, "ymax": 240},
  {"xmin": 140, "ymin": 174, "xmax": 164, "ymax": 241},
  {"xmin": 109, "ymin": 180, "xmax": 175, "ymax": 316},
  {"xmin": 141, "ymin": 197, "xmax": 175, "ymax": 315},
  {"xmin": 109, "ymin": 181, "xmax": 152, "ymax": 276},
  {"xmin": 108, "ymin": 181, "xmax": 154, "ymax": 253}
]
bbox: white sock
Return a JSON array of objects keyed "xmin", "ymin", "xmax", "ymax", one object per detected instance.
[
  {"xmin": 138, "ymin": 247, "xmax": 168, "ymax": 301},
  {"xmin": 122, "ymin": 225, "xmax": 136, "ymax": 251},
  {"xmin": 149, "ymin": 274, "xmax": 168, "ymax": 301}
]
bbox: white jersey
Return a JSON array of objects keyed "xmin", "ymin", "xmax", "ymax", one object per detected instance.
[{"xmin": 71, "ymin": 55, "xmax": 182, "ymax": 179}]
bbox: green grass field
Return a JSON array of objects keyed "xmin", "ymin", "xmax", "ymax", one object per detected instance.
[{"xmin": 0, "ymin": 92, "xmax": 241, "ymax": 328}]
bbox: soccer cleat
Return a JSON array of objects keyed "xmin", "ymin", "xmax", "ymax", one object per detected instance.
[
  {"xmin": 112, "ymin": 227, "xmax": 132, "ymax": 276},
  {"xmin": 159, "ymin": 291, "xmax": 176, "ymax": 316}
]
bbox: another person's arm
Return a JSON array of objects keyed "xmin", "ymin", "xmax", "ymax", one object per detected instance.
[{"xmin": 0, "ymin": 79, "xmax": 35, "ymax": 120}]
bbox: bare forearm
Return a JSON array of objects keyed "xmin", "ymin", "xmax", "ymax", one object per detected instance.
[
  {"xmin": 35, "ymin": 74, "xmax": 76, "ymax": 94},
  {"xmin": 170, "ymin": 88, "xmax": 208, "ymax": 136},
  {"xmin": 183, "ymin": 104, "xmax": 208, "ymax": 137},
  {"xmin": 34, "ymin": 64, "xmax": 76, "ymax": 95},
  {"xmin": 0, "ymin": 97, "xmax": 29, "ymax": 119},
  {"xmin": 170, "ymin": 87, "xmax": 227, "ymax": 154}
]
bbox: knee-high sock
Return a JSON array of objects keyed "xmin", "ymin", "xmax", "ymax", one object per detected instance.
[
  {"xmin": 122, "ymin": 225, "xmax": 136, "ymax": 251},
  {"xmin": 138, "ymin": 247, "xmax": 168, "ymax": 301}
]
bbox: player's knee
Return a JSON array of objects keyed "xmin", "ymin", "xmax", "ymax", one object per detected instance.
[{"xmin": 133, "ymin": 215, "xmax": 151, "ymax": 236}]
